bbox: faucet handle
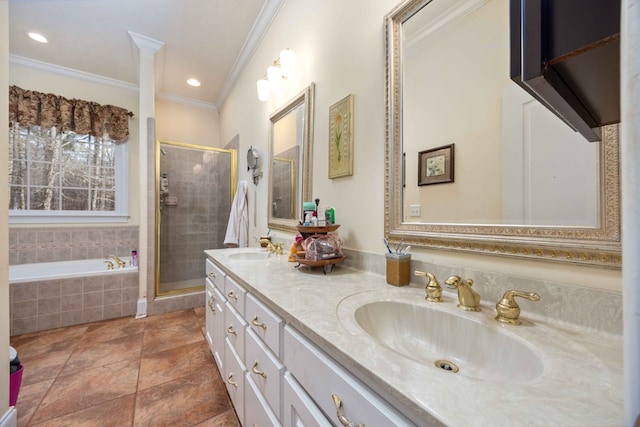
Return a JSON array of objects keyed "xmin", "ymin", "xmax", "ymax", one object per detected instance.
[
  {"xmin": 415, "ymin": 271, "xmax": 442, "ymax": 302},
  {"xmin": 495, "ymin": 290, "xmax": 540, "ymax": 325}
]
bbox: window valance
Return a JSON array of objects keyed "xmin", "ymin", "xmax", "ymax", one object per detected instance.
[{"xmin": 9, "ymin": 85, "xmax": 134, "ymax": 143}]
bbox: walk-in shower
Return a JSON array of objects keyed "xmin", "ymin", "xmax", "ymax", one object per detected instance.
[{"xmin": 155, "ymin": 140, "xmax": 236, "ymax": 295}]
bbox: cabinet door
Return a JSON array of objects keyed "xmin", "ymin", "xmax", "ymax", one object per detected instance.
[
  {"xmin": 212, "ymin": 286, "xmax": 226, "ymax": 372},
  {"xmin": 283, "ymin": 372, "xmax": 331, "ymax": 427},
  {"xmin": 205, "ymin": 278, "xmax": 216, "ymax": 354},
  {"xmin": 246, "ymin": 328, "xmax": 285, "ymax": 419},
  {"xmin": 224, "ymin": 338, "xmax": 246, "ymax": 426},
  {"xmin": 245, "ymin": 374, "xmax": 283, "ymax": 427},
  {"xmin": 284, "ymin": 326, "xmax": 416, "ymax": 427}
]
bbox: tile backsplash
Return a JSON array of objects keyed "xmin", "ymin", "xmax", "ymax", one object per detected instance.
[
  {"xmin": 342, "ymin": 249, "xmax": 622, "ymax": 335},
  {"xmin": 9, "ymin": 226, "xmax": 139, "ymax": 265}
]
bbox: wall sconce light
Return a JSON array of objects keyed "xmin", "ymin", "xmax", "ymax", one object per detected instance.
[{"xmin": 257, "ymin": 49, "xmax": 297, "ymax": 101}]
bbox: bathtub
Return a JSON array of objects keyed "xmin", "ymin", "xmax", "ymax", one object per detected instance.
[{"xmin": 9, "ymin": 258, "xmax": 138, "ymax": 284}]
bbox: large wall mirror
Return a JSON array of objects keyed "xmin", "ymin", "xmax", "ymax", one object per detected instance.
[
  {"xmin": 268, "ymin": 83, "xmax": 315, "ymax": 232},
  {"xmin": 384, "ymin": 0, "xmax": 621, "ymax": 268}
]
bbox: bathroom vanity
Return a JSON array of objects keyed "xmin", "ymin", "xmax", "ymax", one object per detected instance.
[{"xmin": 204, "ymin": 247, "xmax": 623, "ymax": 427}]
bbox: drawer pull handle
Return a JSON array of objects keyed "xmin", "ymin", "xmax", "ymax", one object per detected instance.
[
  {"xmin": 332, "ymin": 394, "xmax": 365, "ymax": 427},
  {"xmin": 226, "ymin": 325, "xmax": 237, "ymax": 336},
  {"xmin": 252, "ymin": 316, "xmax": 267, "ymax": 330},
  {"xmin": 227, "ymin": 291, "xmax": 238, "ymax": 301},
  {"xmin": 227, "ymin": 373, "xmax": 238, "ymax": 388},
  {"xmin": 207, "ymin": 296, "xmax": 216, "ymax": 315},
  {"xmin": 208, "ymin": 272, "xmax": 216, "ymax": 279},
  {"xmin": 252, "ymin": 361, "xmax": 267, "ymax": 379}
]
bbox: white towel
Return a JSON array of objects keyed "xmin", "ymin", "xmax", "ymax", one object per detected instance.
[{"xmin": 224, "ymin": 180, "xmax": 249, "ymax": 247}]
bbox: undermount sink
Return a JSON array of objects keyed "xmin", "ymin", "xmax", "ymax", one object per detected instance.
[
  {"xmin": 227, "ymin": 251, "xmax": 269, "ymax": 261},
  {"xmin": 353, "ymin": 300, "xmax": 543, "ymax": 383}
]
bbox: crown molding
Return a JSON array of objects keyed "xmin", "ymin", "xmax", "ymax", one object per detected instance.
[
  {"xmin": 127, "ymin": 31, "xmax": 165, "ymax": 53},
  {"xmin": 215, "ymin": 0, "xmax": 285, "ymax": 108},
  {"xmin": 10, "ymin": 54, "xmax": 139, "ymax": 92},
  {"xmin": 156, "ymin": 91, "xmax": 217, "ymax": 111}
]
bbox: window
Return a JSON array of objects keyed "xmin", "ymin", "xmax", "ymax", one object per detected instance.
[{"xmin": 9, "ymin": 125, "xmax": 128, "ymax": 223}]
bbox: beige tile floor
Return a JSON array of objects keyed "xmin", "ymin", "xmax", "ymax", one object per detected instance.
[{"xmin": 10, "ymin": 307, "xmax": 241, "ymax": 427}]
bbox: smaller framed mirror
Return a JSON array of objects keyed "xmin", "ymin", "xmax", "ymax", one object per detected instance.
[
  {"xmin": 247, "ymin": 146, "xmax": 259, "ymax": 170},
  {"xmin": 268, "ymin": 83, "xmax": 315, "ymax": 232}
]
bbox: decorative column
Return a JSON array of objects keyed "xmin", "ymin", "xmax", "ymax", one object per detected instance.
[
  {"xmin": 128, "ymin": 31, "xmax": 164, "ymax": 319},
  {"xmin": 621, "ymin": 0, "xmax": 640, "ymax": 425}
]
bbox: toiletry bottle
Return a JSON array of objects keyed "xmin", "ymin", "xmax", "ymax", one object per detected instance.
[{"xmin": 132, "ymin": 250, "xmax": 138, "ymax": 267}]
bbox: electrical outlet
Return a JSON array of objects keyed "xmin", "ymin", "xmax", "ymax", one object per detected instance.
[{"xmin": 409, "ymin": 204, "xmax": 421, "ymax": 217}]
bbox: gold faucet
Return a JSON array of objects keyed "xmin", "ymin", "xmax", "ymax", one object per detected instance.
[
  {"xmin": 495, "ymin": 290, "xmax": 540, "ymax": 325},
  {"xmin": 414, "ymin": 271, "xmax": 442, "ymax": 302},
  {"xmin": 445, "ymin": 275, "xmax": 481, "ymax": 311},
  {"xmin": 259, "ymin": 239, "xmax": 284, "ymax": 255},
  {"xmin": 105, "ymin": 255, "xmax": 126, "ymax": 268},
  {"xmin": 104, "ymin": 260, "xmax": 114, "ymax": 270}
]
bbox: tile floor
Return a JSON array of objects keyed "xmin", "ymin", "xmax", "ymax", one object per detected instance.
[{"xmin": 10, "ymin": 307, "xmax": 241, "ymax": 427}]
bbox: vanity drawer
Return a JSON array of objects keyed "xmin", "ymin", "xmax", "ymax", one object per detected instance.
[
  {"xmin": 284, "ymin": 326, "xmax": 415, "ymax": 427},
  {"xmin": 246, "ymin": 293, "xmax": 284, "ymax": 358},
  {"xmin": 283, "ymin": 371, "xmax": 331, "ymax": 427},
  {"xmin": 245, "ymin": 328, "xmax": 285, "ymax": 419},
  {"xmin": 206, "ymin": 258, "xmax": 226, "ymax": 290},
  {"xmin": 224, "ymin": 338, "xmax": 246, "ymax": 426},
  {"xmin": 225, "ymin": 276, "xmax": 246, "ymax": 316},
  {"xmin": 224, "ymin": 302, "xmax": 247, "ymax": 360}
]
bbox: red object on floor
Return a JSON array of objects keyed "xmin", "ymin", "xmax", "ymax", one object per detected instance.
[{"xmin": 9, "ymin": 365, "xmax": 23, "ymax": 406}]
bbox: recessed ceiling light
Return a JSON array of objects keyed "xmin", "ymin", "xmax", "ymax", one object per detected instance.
[
  {"xmin": 186, "ymin": 78, "xmax": 201, "ymax": 87},
  {"xmin": 26, "ymin": 32, "xmax": 48, "ymax": 43}
]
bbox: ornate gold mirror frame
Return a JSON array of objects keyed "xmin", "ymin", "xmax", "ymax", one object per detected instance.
[
  {"xmin": 268, "ymin": 83, "xmax": 315, "ymax": 232},
  {"xmin": 384, "ymin": 0, "xmax": 621, "ymax": 269}
]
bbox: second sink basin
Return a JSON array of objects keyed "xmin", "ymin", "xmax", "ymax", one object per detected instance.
[{"xmin": 352, "ymin": 300, "xmax": 543, "ymax": 383}]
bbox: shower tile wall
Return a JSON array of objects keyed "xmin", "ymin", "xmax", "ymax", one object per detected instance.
[
  {"xmin": 9, "ymin": 226, "xmax": 139, "ymax": 265},
  {"xmin": 272, "ymin": 146, "xmax": 299, "ymax": 219},
  {"xmin": 159, "ymin": 146, "xmax": 231, "ymax": 286}
]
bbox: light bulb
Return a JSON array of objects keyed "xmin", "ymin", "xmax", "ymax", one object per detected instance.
[
  {"xmin": 257, "ymin": 79, "xmax": 271, "ymax": 101},
  {"xmin": 279, "ymin": 49, "xmax": 297, "ymax": 78},
  {"xmin": 267, "ymin": 66, "xmax": 282, "ymax": 90}
]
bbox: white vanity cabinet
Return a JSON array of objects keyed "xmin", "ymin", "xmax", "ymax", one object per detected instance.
[
  {"xmin": 284, "ymin": 326, "xmax": 416, "ymax": 427},
  {"xmin": 205, "ymin": 255, "xmax": 417, "ymax": 427}
]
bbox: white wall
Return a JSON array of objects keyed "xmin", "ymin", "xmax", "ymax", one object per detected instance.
[
  {"xmin": 155, "ymin": 100, "xmax": 220, "ymax": 147},
  {"xmin": 0, "ymin": 0, "xmax": 10, "ymax": 420},
  {"xmin": 219, "ymin": 0, "xmax": 622, "ymax": 292},
  {"xmin": 9, "ymin": 63, "xmax": 141, "ymax": 226}
]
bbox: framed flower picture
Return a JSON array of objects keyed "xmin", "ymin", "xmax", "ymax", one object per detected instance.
[
  {"xmin": 328, "ymin": 94, "xmax": 354, "ymax": 178},
  {"xmin": 418, "ymin": 143, "xmax": 455, "ymax": 186}
]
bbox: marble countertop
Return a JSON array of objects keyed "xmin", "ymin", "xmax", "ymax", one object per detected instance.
[{"xmin": 205, "ymin": 248, "xmax": 624, "ymax": 427}]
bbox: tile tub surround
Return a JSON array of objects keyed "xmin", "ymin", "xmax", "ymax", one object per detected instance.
[
  {"xmin": 10, "ymin": 271, "xmax": 139, "ymax": 336},
  {"xmin": 206, "ymin": 247, "xmax": 623, "ymax": 427},
  {"xmin": 9, "ymin": 225, "xmax": 139, "ymax": 265}
]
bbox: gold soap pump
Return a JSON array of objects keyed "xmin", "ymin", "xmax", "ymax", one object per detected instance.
[{"xmin": 414, "ymin": 271, "xmax": 442, "ymax": 302}]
